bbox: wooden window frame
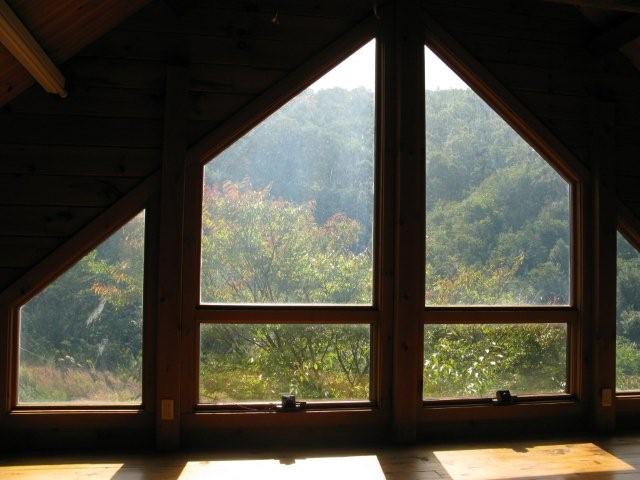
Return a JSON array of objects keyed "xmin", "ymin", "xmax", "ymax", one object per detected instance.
[
  {"xmin": 615, "ymin": 212, "xmax": 640, "ymax": 399},
  {"xmin": 179, "ymin": 19, "xmax": 390, "ymax": 420},
  {"xmin": 419, "ymin": 11, "xmax": 587, "ymax": 411},
  {"xmin": 3, "ymin": 183, "xmax": 158, "ymax": 415}
]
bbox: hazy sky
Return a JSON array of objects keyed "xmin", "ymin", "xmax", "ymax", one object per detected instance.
[{"xmin": 310, "ymin": 40, "xmax": 469, "ymax": 91}]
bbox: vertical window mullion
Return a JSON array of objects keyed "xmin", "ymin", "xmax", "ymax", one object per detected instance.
[{"xmin": 390, "ymin": 0, "xmax": 426, "ymax": 442}]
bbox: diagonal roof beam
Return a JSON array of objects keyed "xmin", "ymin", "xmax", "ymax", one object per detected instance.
[
  {"xmin": 589, "ymin": 15, "xmax": 640, "ymax": 55},
  {"xmin": 543, "ymin": 0, "xmax": 640, "ymax": 14},
  {"xmin": 0, "ymin": 0, "xmax": 66, "ymax": 98}
]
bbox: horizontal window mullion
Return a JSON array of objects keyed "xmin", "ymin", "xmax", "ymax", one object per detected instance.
[
  {"xmin": 422, "ymin": 308, "xmax": 577, "ymax": 324},
  {"xmin": 11, "ymin": 404, "xmax": 143, "ymax": 412},
  {"xmin": 422, "ymin": 393, "xmax": 574, "ymax": 407},
  {"xmin": 194, "ymin": 400, "xmax": 373, "ymax": 412},
  {"xmin": 195, "ymin": 308, "xmax": 378, "ymax": 324}
]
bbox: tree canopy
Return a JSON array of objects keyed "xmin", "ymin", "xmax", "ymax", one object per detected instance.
[{"xmin": 17, "ymin": 86, "xmax": 640, "ymax": 403}]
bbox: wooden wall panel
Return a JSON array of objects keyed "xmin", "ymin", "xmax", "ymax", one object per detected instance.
[
  {"xmin": 0, "ymin": 237, "xmax": 63, "ymax": 269},
  {"xmin": 0, "ymin": 207, "xmax": 102, "ymax": 237},
  {"xmin": 0, "ymin": 114, "xmax": 163, "ymax": 147},
  {"xmin": 0, "ymin": 145, "xmax": 159, "ymax": 177},
  {"xmin": 124, "ymin": 3, "xmax": 355, "ymax": 38},
  {"xmin": 6, "ymin": 86, "xmax": 165, "ymax": 119},
  {"xmin": 0, "ymin": 175, "xmax": 142, "ymax": 207},
  {"xmin": 80, "ymin": 31, "xmax": 341, "ymax": 68},
  {"xmin": 188, "ymin": 0, "xmax": 371, "ymax": 19},
  {"xmin": 64, "ymin": 58, "xmax": 167, "ymax": 91}
]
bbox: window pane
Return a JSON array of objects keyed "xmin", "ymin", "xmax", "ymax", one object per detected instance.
[
  {"xmin": 200, "ymin": 41, "xmax": 375, "ymax": 305},
  {"xmin": 616, "ymin": 232, "xmax": 640, "ymax": 392},
  {"xmin": 200, "ymin": 324, "xmax": 370, "ymax": 403},
  {"xmin": 424, "ymin": 46, "xmax": 571, "ymax": 306},
  {"xmin": 18, "ymin": 212, "xmax": 145, "ymax": 405},
  {"xmin": 423, "ymin": 323, "xmax": 567, "ymax": 399}
]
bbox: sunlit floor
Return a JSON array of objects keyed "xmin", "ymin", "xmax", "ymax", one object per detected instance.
[{"xmin": 2, "ymin": 436, "xmax": 640, "ymax": 479}]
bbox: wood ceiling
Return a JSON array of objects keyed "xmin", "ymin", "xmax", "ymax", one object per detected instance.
[
  {"xmin": 2, "ymin": 0, "xmax": 640, "ymax": 106},
  {"xmin": 0, "ymin": 0, "xmax": 151, "ymax": 106}
]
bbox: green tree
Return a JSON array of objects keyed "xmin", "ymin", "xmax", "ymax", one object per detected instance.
[
  {"xmin": 19, "ymin": 213, "xmax": 145, "ymax": 403},
  {"xmin": 201, "ymin": 181, "xmax": 372, "ymax": 304}
]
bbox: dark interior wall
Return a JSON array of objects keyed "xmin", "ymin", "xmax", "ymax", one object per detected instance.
[{"xmin": 0, "ymin": 0, "xmax": 371, "ymax": 292}]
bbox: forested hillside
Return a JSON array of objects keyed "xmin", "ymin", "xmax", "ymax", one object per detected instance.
[{"xmin": 17, "ymin": 87, "xmax": 640, "ymax": 404}]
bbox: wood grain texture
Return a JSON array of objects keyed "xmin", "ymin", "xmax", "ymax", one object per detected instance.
[
  {"xmin": 0, "ymin": 0, "xmax": 151, "ymax": 106},
  {"xmin": 155, "ymin": 63, "xmax": 189, "ymax": 451},
  {"xmin": 0, "ymin": 206, "xmax": 103, "ymax": 237},
  {"xmin": 391, "ymin": 0, "xmax": 425, "ymax": 443},
  {"xmin": 591, "ymin": 100, "xmax": 618, "ymax": 433},
  {"xmin": 1, "ymin": 435, "xmax": 640, "ymax": 479},
  {"xmin": 0, "ymin": 145, "xmax": 159, "ymax": 177}
]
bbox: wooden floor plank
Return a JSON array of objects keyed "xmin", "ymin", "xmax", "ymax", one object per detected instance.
[{"xmin": 2, "ymin": 436, "xmax": 640, "ymax": 479}]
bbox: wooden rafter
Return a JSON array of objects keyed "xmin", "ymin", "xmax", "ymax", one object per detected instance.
[
  {"xmin": 543, "ymin": 0, "xmax": 640, "ymax": 14},
  {"xmin": 0, "ymin": 0, "xmax": 66, "ymax": 97}
]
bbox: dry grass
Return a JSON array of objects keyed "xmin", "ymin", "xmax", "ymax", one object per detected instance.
[{"xmin": 19, "ymin": 363, "xmax": 141, "ymax": 404}]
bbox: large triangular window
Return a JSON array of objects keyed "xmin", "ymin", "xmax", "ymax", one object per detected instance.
[
  {"xmin": 198, "ymin": 41, "xmax": 376, "ymax": 404},
  {"xmin": 423, "ymin": 45, "xmax": 571, "ymax": 400},
  {"xmin": 200, "ymin": 43, "xmax": 375, "ymax": 307},
  {"xmin": 616, "ymin": 230, "xmax": 640, "ymax": 392},
  {"xmin": 424, "ymin": 48, "xmax": 571, "ymax": 307}
]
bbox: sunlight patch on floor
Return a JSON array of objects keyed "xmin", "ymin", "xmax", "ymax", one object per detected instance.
[
  {"xmin": 178, "ymin": 455, "xmax": 386, "ymax": 480},
  {"xmin": 433, "ymin": 442, "xmax": 634, "ymax": 480},
  {"xmin": 0, "ymin": 463, "xmax": 125, "ymax": 480}
]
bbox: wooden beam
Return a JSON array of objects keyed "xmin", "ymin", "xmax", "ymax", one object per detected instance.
[
  {"xmin": 0, "ymin": 0, "xmax": 66, "ymax": 97},
  {"xmin": 543, "ymin": 0, "xmax": 640, "ymax": 14},
  {"xmin": 590, "ymin": 100, "xmax": 617, "ymax": 433},
  {"xmin": 0, "ymin": 301, "xmax": 9, "ymax": 420},
  {"xmin": 589, "ymin": 16, "xmax": 640, "ymax": 56},
  {"xmin": 155, "ymin": 62, "xmax": 189, "ymax": 451},
  {"xmin": 391, "ymin": 0, "xmax": 424, "ymax": 443}
]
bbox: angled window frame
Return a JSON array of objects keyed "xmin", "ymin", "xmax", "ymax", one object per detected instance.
[
  {"xmin": 419, "ymin": 13, "xmax": 586, "ymax": 408},
  {"xmin": 6, "ymin": 187, "xmax": 157, "ymax": 413},
  {"xmin": 180, "ymin": 20, "xmax": 392, "ymax": 414},
  {"xmin": 615, "ymin": 214, "xmax": 640, "ymax": 399}
]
